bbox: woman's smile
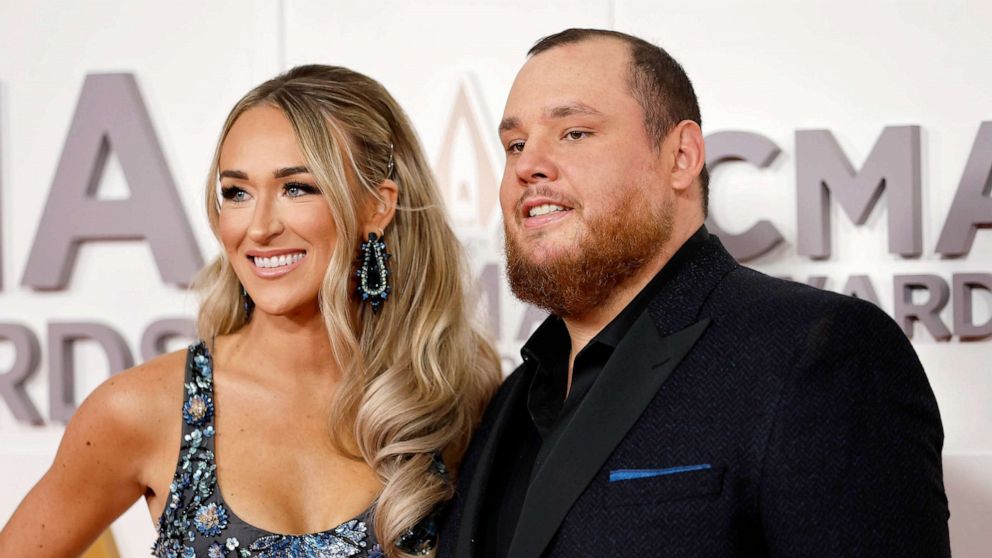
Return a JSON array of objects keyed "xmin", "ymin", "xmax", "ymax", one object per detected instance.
[{"xmin": 246, "ymin": 249, "xmax": 308, "ymax": 278}]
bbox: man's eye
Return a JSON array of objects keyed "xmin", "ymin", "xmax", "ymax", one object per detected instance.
[
  {"xmin": 506, "ymin": 140, "xmax": 525, "ymax": 154},
  {"xmin": 220, "ymin": 186, "xmax": 250, "ymax": 203},
  {"xmin": 284, "ymin": 182, "xmax": 319, "ymax": 197},
  {"xmin": 565, "ymin": 130, "xmax": 589, "ymax": 141}
]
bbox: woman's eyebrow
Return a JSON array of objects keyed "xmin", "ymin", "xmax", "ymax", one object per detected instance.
[
  {"xmin": 274, "ymin": 166, "xmax": 311, "ymax": 178},
  {"xmin": 219, "ymin": 169, "xmax": 248, "ymax": 180},
  {"xmin": 219, "ymin": 167, "xmax": 311, "ymax": 180}
]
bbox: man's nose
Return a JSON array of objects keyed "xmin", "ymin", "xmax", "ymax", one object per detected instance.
[{"xmin": 514, "ymin": 137, "xmax": 558, "ymax": 185}]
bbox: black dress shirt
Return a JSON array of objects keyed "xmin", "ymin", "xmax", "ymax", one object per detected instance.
[{"xmin": 478, "ymin": 226, "xmax": 709, "ymax": 557}]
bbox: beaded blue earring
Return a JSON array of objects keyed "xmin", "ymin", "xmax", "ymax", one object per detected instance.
[
  {"xmin": 356, "ymin": 231, "xmax": 391, "ymax": 313},
  {"xmin": 241, "ymin": 285, "xmax": 254, "ymax": 321}
]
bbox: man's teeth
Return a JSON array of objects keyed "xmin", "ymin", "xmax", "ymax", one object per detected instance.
[
  {"xmin": 253, "ymin": 252, "xmax": 305, "ymax": 269},
  {"xmin": 528, "ymin": 204, "xmax": 566, "ymax": 217}
]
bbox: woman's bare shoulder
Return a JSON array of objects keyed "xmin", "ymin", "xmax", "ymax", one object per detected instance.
[
  {"xmin": 109, "ymin": 349, "xmax": 188, "ymax": 398},
  {"xmin": 0, "ymin": 349, "xmax": 192, "ymax": 556},
  {"xmin": 74, "ymin": 348, "xmax": 189, "ymax": 446}
]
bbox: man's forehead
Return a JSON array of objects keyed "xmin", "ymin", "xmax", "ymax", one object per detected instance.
[
  {"xmin": 521, "ymin": 37, "xmax": 629, "ymax": 79},
  {"xmin": 501, "ymin": 39, "xmax": 634, "ymax": 126}
]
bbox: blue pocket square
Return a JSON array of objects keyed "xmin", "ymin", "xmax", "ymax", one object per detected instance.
[{"xmin": 609, "ymin": 464, "xmax": 712, "ymax": 482}]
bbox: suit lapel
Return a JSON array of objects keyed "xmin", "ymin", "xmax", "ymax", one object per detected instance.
[
  {"xmin": 507, "ymin": 313, "xmax": 711, "ymax": 558},
  {"xmin": 453, "ymin": 368, "xmax": 531, "ymax": 557}
]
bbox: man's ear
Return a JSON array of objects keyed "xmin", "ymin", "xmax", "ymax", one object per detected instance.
[
  {"xmin": 670, "ymin": 120, "xmax": 705, "ymax": 192},
  {"xmin": 362, "ymin": 179, "xmax": 399, "ymax": 236}
]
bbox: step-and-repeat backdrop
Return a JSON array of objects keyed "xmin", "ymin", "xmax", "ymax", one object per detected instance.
[{"xmin": 1, "ymin": 1, "xmax": 989, "ymax": 555}]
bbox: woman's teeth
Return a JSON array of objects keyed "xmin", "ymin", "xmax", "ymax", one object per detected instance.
[
  {"xmin": 529, "ymin": 204, "xmax": 566, "ymax": 217},
  {"xmin": 252, "ymin": 252, "xmax": 305, "ymax": 269}
]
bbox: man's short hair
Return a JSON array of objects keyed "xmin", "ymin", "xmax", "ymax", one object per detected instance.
[{"xmin": 529, "ymin": 28, "xmax": 710, "ymax": 213}]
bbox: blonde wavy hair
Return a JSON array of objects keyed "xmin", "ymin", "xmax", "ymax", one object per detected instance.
[{"xmin": 193, "ymin": 65, "xmax": 501, "ymax": 557}]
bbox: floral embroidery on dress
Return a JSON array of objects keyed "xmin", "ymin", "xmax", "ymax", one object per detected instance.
[
  {"xmin": 152, "ymin": 342, "xmax": 378, "ymax": 558},
  {"xmin": 194, "ymin": 502, "xmax": 229, "ymax": 536},
  {"xmin": 248, "ymin": 519, "xmax": 368, "ymax": 557},
  {"xmin": 183, "ymin": 393, "xmax": 214, "ymax": 426},
  {"xmin": 208, "ymin": 541, "xmax": 227, "ymax": 558}
]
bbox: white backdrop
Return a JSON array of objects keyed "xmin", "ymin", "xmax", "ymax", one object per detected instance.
[{"xmin": 0, "ymin": 1, "xmax": 989, "ymax": 556}]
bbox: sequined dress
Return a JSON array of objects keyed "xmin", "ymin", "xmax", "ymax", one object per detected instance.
[{"xmin": 152, "ymin": 342, "xmax": 382, "ymax": 558}]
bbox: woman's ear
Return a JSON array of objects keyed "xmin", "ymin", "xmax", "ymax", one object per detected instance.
[{"xmin": 362, "ymin": 178, "xmax": 398, "ymax": 236}]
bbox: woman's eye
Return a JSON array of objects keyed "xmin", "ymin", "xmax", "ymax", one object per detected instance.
[
  {"xmin": 284, "ymin": 182, "xmax": 319, "ymax": 198},
  {"xmin": 220, "ymin": 186, "xmax": 250, "ymax": 204}
]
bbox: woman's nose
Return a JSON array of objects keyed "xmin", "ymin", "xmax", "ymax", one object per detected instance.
[{"xmin": 246, "ymin": 198, "xmax": 284, "ymax": 244}]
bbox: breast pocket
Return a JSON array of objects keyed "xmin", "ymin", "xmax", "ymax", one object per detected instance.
[{"xmin": 603, "ymin": 464, "xmax": 725, "ymax": 508}]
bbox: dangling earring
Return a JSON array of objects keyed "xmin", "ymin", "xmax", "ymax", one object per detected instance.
[
  {"xmin": 355, "ymin": 231, "xmax": 391, "ymax": 313},
  {"xmin": 241, "ymin": 285, "xmax": 254, "ymax": 321}
]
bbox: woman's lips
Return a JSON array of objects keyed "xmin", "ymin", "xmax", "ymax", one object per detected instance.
[{"xmin": 248, "ymin": 252, "xmax": 307, "ymax": 278}]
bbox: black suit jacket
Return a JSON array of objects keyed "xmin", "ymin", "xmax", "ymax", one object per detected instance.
[{"xmin": 439, "ymin": 234, "xmax": 950, "ymax": 557}]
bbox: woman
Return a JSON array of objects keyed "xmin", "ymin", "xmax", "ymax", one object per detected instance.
[{"xmin": 0, "ymin": 65, "xmax": 502, "ymax": 557}]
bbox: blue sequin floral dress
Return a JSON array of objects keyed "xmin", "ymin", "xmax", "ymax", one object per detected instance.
[{"xmin": 152, "ymin": 342, "xmax": 383, "ymax": 558}]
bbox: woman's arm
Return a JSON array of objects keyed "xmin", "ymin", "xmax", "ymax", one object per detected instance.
[{"xmin": 0, "ymin": 363, "xmax": 171, "ymax": 557}]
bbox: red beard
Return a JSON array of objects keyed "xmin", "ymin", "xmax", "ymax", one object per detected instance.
[{"xmin": 505, "ymin": 196, "xmax": 674, "ymax": 318}]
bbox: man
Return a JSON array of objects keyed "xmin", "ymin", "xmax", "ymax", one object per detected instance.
[{"xmin": 438, "ymin": 28, "xmax": 950, "ymax": 557}]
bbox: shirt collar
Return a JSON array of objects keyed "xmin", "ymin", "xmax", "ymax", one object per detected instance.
[
  {"xmin": 594, "ymin": 225, "xmax": 710, "ymax": 348},
  {"xmin": 520, "ymin": 224, "xmax": 710, "ymax": 361}
]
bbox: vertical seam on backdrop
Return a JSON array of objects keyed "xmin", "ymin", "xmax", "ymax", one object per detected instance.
[
  {"xmin": 0, "ymin": 83, "xmax": 5, "ymax": 290},
  {"xmin": 277, "ymin": 0, "xmax": 288, "ymax": 71}
]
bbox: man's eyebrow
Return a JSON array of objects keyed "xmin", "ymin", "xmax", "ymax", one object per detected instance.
[
  {"xmin": 498, "ymin": 103, "xmax": 604, "ymax": 135},
  {"xmin": 547, "ymin": 102, "xmax": 603, "ymax": 119},
  {"xmin": 498, "ymin": 116, "xmax": 520, "ymax": 134},
  {"xmin": 274, "ymin": 166, "xmax": 310, "ymax": 179}
]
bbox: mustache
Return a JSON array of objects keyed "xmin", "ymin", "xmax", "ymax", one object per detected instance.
[{"xmin": 514, "ymin": 185, "xmax": 580, "ymax": 215}]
